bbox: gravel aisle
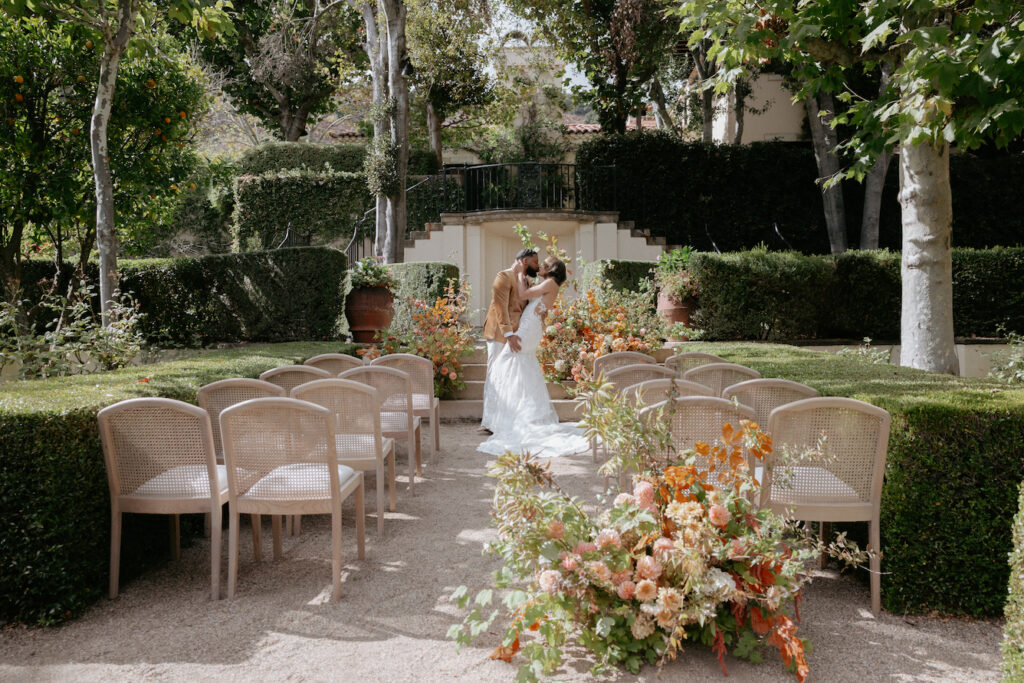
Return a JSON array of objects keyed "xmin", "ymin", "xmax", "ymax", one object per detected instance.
[{"xmin": 0, "ymin": 424, "xmax": 1002, "ymax": 682}]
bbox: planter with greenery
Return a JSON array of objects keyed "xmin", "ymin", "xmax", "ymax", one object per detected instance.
[
  {"xmin": 346, "ymin": 257, "xmax": 398, "ymax": 342},
  {"xmin": 655, "ymin": 248, "xmax": 698, "ymax": 340}
]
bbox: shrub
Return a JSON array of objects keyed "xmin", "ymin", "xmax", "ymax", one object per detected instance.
[
  {"xmin": 579, "ymin": 259, "xmax": 655, "ymax": 293},
  {"xmin": 232, "ymin": 170, "xmax": 370, "ymax": 251},
  {"xmin": 13, "ymin": 248, "xmax": 349, "ymax": 347},
  {"xmin": 686, "ymin": 342, "xmax": 1024, "ymax": 616},
  {"xmin": 350, "ymin": 256, "xmax": 398, "ymax": 290},
  {"xmin": 1003, "ymin": 480, "xmax": 1024, "ymax": 679},
  {"xmin": 0, "ymin": 341, "xmax": 356, "ymax": 625},
  {"xmin": 387, "ymin": 261, "xmax": 460, "ymax": 304},
  {"xmin": 576, "ymin": 132, "xmax": 1024, "ymax": 252},
  {"xmin": 236, "ymin": 141, "xmax": 439, "ymax": 177}
]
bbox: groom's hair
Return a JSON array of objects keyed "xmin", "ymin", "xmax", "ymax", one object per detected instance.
[{"xmin": 515, "ymin": 248, "xmax": 537, "ymax": 261}]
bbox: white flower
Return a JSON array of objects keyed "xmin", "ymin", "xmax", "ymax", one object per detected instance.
[
  {"xmin": 545, "ymin": 325, "xmax": 558, "ymax": 336},
  {"xmin": 554, "ymin": 359, "xmax": 567, "ymax": 372},
  {"xmin": 630, "ymin": 613, "xmax": 655, "ymax": 639},
  {"xmin": 701, "ymin": 567, "xmax": 738, "ymax": 600}
]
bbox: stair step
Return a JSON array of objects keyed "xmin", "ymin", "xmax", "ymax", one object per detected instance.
[
  {"xmin": 463, "ymin": 364, "xmax": 487, "ymax": 381},
  {"xmin": 439, "ymin": 398, "xmax": 583, "ymax": 423}
]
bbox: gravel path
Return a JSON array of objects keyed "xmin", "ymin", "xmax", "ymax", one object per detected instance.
[{"xmin": 0, "ymin": 424, "xmax": 1003, "ymax": 682}]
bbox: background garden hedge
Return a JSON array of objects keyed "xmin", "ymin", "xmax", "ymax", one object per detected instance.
[
  {"xmin": 0, "ymin": 342, "xmax": 356, "ymax": 625},
  {"xmin": 232, "ymin": 170, "xmax": 371, "ymax": 251},
  {"xmin": 18, "ymin": 247, "xmax": 349, "ymax": 347},
  {"xmin": 685, "ymin": 342, "xmax": 1024, "ymax": 616},
  {"xmin": 236, "ymin": 141, "xmax": 439, "ymax": 177},
  {"xmin": 387, "ymin": 261, "xmax": 460, "ymax": 304},
  {"xmin": 576, "ymin": 132, "xmax": 1024, "ymax": 253},
  {"xmin": 579, "ymin": 259, "xmax": 655, "ymax": 292},
  {"xmin": 1003, "ymin": 480, "xmax": 1024, "ymax": 679}
]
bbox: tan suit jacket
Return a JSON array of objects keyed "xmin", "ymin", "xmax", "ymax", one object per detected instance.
[{"xmin": 482, "ymin": 268, "xmax": 526, "ymax": 343}]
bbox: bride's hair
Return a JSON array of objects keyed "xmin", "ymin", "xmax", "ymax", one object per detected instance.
[{"xmin": 544, "ymin": 257, "xmax": 567, "ymax": 285}]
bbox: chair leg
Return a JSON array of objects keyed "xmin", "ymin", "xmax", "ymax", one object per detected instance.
[
  {"xmin": 415, "ymin": 424, "xmax": 422, "ymax": 476},
  {"xmin": 433, "ymin": 405, "xmax": 440, "ymax": 453},
  {"xmin": 331, "ymin": 501, "xmax": 343, "ymax": 602},
  {"xmin": 251, "ymin": 514, "xmax": 262, "ymax": 562},
  {"xmin": 210, "ymin": 503, "xmax": 223, "ymax": 600},
  {"xmin": 228, "ymin": 508, "xmax": 240, "ymax": 599},
  {"xmin": 285, "ymin": 514, "xmax": 292, "ymax": 536},
  {"xmin": 818, "ymin": 521, "xmax": 831, "ymax": 569},
  {"xmin": 169, "ymin": 514, "xmax": 180, "ymax": 561},
  {"xmin": 272, "ymin": 514, "xmax": 283, "ymax": 560},
  {"xmin": 355, "ymin": 476, "xmax": 366, "ymax": 560},
  {"xmin": 388, "ymin": 446, "xmax": 396, "ymax": 511},
  {"xmin": 869, "ymin": 518, "xmax": 881, "ymax": 614},
  {"xmin": 376, "ymin": 463, "xmax": 385, "ymax": 536},
  {"xmin": 294, "ymin": 515, "xmax": 302, "ymax": 536},
  {"xmin": 109, "ymin": 506, "xmax": 122, "ymax": 599},
  {"xmin": 407, "ymin": 431, "xmax": 416, "ymax": 495},
  {"xmin": 204, "ymin": 512, "xmax": 211, "ymax": 538}
]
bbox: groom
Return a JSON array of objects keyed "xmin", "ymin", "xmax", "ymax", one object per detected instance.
[{"xmin": 478, "ymin": 248, "xmax": 539, "ymax": 434}]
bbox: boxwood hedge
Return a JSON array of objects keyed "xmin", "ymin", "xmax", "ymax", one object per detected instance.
[
  {"xmin": 579, "ymin": 259, "xmax": 656, "ymax": 292},
  {"xmin": 0, "ymin": 342, "xmax": 357, "ymax": 625},
  {"xmin": 235, "ymin": 141, "xmax": 439, "ymax": 177},
  {"xmin": 1004, "ymin": 481, "xmax": 1024, "ymax": 679},
  {"xmin": 686, "ymin": 342, "xmax": 1024, "ymax": 616}
]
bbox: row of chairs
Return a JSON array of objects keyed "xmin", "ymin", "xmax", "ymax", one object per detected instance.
[
  {"xmin": 590, "ymin": 350, "xmax": 889, "ymax": 614},
  {"xmin": 100, "ymin": 353, "xmax": 440, "ymax": 603}
]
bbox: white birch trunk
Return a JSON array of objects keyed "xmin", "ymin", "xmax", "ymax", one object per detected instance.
[
  {"xmin": 860, "ymin": 150, "xmax": 892, "ymax": 250},
  {"xmin": 383, "ymin": 0, "xmax": 408, "ymax": 265},
  {"xmin": 426, "ymin": 99, "xmax": 442, "ymax": 168},
  {"xmin": 361, "ymin": 1, "xmax": 388, "ymax": 260},
  {"xmin": 805, "ymin": 92, "xmax": 847, "ymax": 253},
  {"xmin": 91, "ymin": 0, "xmax": 136, "ymax": 325},
  {"xmin": 898, "ymin": 142, "xmax": 958, "ymax": 374}
]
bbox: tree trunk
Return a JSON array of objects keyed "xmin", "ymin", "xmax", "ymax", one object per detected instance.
[
  {"xmin": 860, "ymin": 150, "xmax": 892, "ymax": 250},
  {"xmin": 426, "ymin": 98, "xmax": 443, "ymax": 168},
  {"xmin": 859, "ymin": 63, "xmax": 892, "ymax": 250},
  {"xmin": 692, "ymin": 42, "xmax": 715, "ymax": 143},
  {"xmin": 91, "ymin": 0, "xmax": 136, "ymax": 325},
  {"xmin": 733, "ymin": 78, "xmax": 748, "ymax": 145},
  {"xmin": 361, "ymin": 1, "xmax": 388, "ymax": 260},
  {"xmin": 898, "ymin": 142, "xmax": 958, "ymax": 374},
  {"xmin": 648, "ymin": 76, "xmax": 677, "ymax": 135},
  {"xmin": 382, "ymin": 0, "xmax": 408, "ymax": 265},
  {"xmin": 805, "ymin": 92, "xmax": 847, "ymax": 254}
]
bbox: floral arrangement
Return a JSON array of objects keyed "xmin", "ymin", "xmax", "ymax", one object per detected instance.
[
  {"xmin": 358, "ymin": 279, "xmax": 473, "ymax": 398},
  {"xmin": 449, "ymin": 417, "xmax": 817, "ymax": 682},
  {"xmin": 350, "ymin": 256, "xmax": 398, "ymax": 291},
  {"xmin": 538, "ymin": 281, "xmax": 664, "ymax": 385}
]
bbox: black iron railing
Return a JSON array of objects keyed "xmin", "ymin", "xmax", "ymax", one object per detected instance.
[{"xmin": 406, "ymin": 163, "xmax": 616, "ymax": 235}]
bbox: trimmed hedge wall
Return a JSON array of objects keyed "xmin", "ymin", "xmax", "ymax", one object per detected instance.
[
  {"xmin": 0, "ymin": 342, "xmax": 357, "ymax": 625},
  {"xmin": 232, "ymin": 171, "xmax": 370, "ymax": 251},
  {"xmin": 1004, "ymin": 480, "xmax": 1024, "ymax": 679},
  {"xmin": 671, "ymin": 247, "xmax": 1024, "ymax": 340},
  {"xmin": 576, "ymin": 132, "xmax": 1024, "ymax": 252},
  {"xmin": 236, "ymin": 141, "xmax": 439, "ymax": 177},
  {"xmin": 17, "ymin": 247, "xmax": 349, "ymax": 347},
  {"xmin": 387, "ymin": 261, "xmax": 460, "ymax": 303},
  {"xmin": 686, "ymin": 342, "xmax": 1024, "ymax": 616},
  {"xmin": 579, "ymin": 259, "xmax": 655, "ymax": 292}
]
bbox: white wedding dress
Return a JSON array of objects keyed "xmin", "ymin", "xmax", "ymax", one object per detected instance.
[{"xmin": 478, "ymin": 298, "xmax": 590, "ymax": 458}]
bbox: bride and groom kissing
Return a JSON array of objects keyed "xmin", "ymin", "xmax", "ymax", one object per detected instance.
[{"xmin": 476, "ymin": 248, "xmax": 590, "ymax": 458}]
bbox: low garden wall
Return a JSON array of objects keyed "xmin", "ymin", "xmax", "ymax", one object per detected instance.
[
  {"xmin": 0, "ymin": 342, "xmax": 356, "ymax": 625},
  {"xmin": 686, "ymin": 342, "xmax": 1024, "ymax": 616}
]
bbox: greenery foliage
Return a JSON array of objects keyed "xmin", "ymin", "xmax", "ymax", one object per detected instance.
[
  {"xmin": 579, "ymin": 260, "xmax": 656, "ymax": 294},
  {"xmin": 1003, "ymin": 480, "xmax": 1024, "ymax": 680},
  {"xmin": 684, "ymin": 342, "xmax": 1024, "ymax": 616},
  {"xmin": 349, "ymin": 256, "xmax": 397, "ymax": 290},
  {"xmin": 576, "ymin": 133, "xmax": 1024, "ymax": 253},
  {"xmin": 14, "ymin": 247, "xmax": 349, "ymax": 347},
  {"xmin": 0, "ymin": 341, "xmax": 355, "ymax": 626},
  {"xmin": 232, "ymin": 170, "xmax": 370, "ymax": 251},
  {"xmin": 236, "ymin": 141, "xmax": 439, "ymax": 177}
]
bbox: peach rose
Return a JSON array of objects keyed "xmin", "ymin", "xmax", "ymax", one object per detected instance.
[
  {"xmin": 636, "ymin": 555, "xmax": 663, "ymax": 581},
  {"xmin": 709, "ymin": 504, "xmax": 732, "ymax": 527},
  {"xmin": 617, "ymin": 580, "xmax": 637, "ymax": 600},
  {"xmin": 635, "ymin": 579, "xmax": 658, "ymax": 602},
  {"xmin": 633, "ymin": 481, "xmax": 655, "ymax": 506}
]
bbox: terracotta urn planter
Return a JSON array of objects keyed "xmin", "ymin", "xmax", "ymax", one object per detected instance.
[
  {"xmin": 346, "ymin": 286, "xmax": 395, "ymax": 343},
  {"xmin": 657, "ymin": 291, "xmax": 695, "ymax": 341}
]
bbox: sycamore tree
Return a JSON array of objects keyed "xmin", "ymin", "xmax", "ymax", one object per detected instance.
[
  {"xmin": 2, "ymin": 0, "xmax": 230, "ymax": 324},
  {"xmin": 675, "ymin": 0, "xmax": 1024, "ymax": 372}
]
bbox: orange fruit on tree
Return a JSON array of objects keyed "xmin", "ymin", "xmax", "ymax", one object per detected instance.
[
  {"xmin": 85, "ymin": 40, "xmax": 93, "ymax": 49},
  {"xmin": 178, "ymin": 111, "xmax": 186, "ymax": 118},
  {"xmin": 14, "ymin": 75, "xmax": 23, "ymax": 84},
  {"xmin": 145, "ymin": 78, "xmax": 156, "ymax": 89},
  {"xmin": 77, "ymin": 75, "xmax": 86, "ymax": 83},
  {"xmin": 14, "ymin": 93, "xmax": 22, "ymax": 102},
  {"xmin": 164, "ymin": 117, "xmax": 171, "ymax": 123}
]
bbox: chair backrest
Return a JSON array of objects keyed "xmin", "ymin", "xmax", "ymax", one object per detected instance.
[
  {"xmin": 593, "ymin": 351, "xmax": 656, "ymax": 379},
  {"xmin": 683, "ymin": 362, "xmax": 762, "ymax": 396},
  {"xmin": 604, "ymin": 363, "xmax": 677, "ymax": 393},
  {"xmin": 665, "ymin": 352, "xmax": 727, "ymax": 375},
  {"xmin": 291, "ymin": 379, "xmax": 382, "ymax": 459},
  {"xmin": 621, "ymin": 378, "xmax": 713, "ymax": 407},
  {"xmin": 370, "ymin": 353, "xmax": 435, "ymax": 402},
  {"xmin": 304, "ymin": 353, "xmax": 364, "ymax": 376},
  {"xmin": 339, "ymin": 365, "xmax": 414, "ymax": 414},
  {"xmin": 762, "ymin": 397, "xmax": 890, "ymax": 512},
  {"xmin": 197, "ymin": 378, "xmax": 285, "ymax": 458},
  {"xmin": 259, "ymin": 365, "xmax": 332, "ymax": 393},
  {"xmin": 98, "ymin": 397, "xmax": 218, "ymax": 500},
  {"xmin": 219, "ymin": 397, "xmax": 340, "ymax": 501},
  {"xmin": 722, "ymin": 378, "xmax": 820, "ymax": 428},
  {"xmin": 640, "ymin": 396, "xmax": 756, "ymax": 468}
]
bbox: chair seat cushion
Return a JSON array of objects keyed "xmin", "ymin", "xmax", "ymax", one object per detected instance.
[
  {"xmin": 131, "ymin": 464, "xmax": 227, "ymax": 498},
  {"xmin": 335, "ymin": 434, "xmax": 395, "ymax": 460},
  {"xmin": 411, "ymin": 393, "xmax": 437, "ymax": 411},
  {"xmin": 756, "ymin": 465, "xmax": 861, "ymax": 504},
  {"xmin": 243, "ymin": 463, "xmax": 357, "ymax": 500},
  {"xmin": 381, "ymin": 412, "xmax": 420, "ymax": 433}
]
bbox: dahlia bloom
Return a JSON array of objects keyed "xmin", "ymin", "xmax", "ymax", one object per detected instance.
[
  {"xmin": 635, "ymin": 579, "xmax": 658, "ymax": 602},
  {"xmin": 636, "ymin": 554, "xmax": 663, "ymax": 581},
  {"xmin": 539, "ymin": 569, "xmax": 561, "ymax": 595},
  {"xmin": 709, "ymin": 504, "xmax": 731, "ymax": 527},
  {"xmin": 617, "ymin": 580, "xmax": 637, "ymax": 600},
  {"xmin": 595, "ymin": 528, "xmax": 621, "ymax": 549},
  {"xmin": 633, "ymin": 481, "xmax": 655, "ymax": 506}
]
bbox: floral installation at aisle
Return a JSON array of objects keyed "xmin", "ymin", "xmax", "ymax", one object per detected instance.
[
  {"xmin": 538, "ymin": 280, "xmax": 665, "ymax": 385},
  {"xmin": 358, "ymin": 279, "xmax": 474, "ymax": 398},
  {"xmin": 447, "ymin": 377, "xmax": 862, "ymax": 681}
]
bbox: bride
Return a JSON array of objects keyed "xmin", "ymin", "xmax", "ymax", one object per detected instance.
[{"xmin": 477, "ymin": 255, "xmax": 591, "ymax": 458}]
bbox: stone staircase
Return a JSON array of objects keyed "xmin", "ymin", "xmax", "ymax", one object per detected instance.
[
  {"xmin": 405, "ymin": 219, "xmax": 680, "ymax": 252},
  {"xmin": 439, "ymin": 344, "xmax": 675, "ymax": 423}
]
